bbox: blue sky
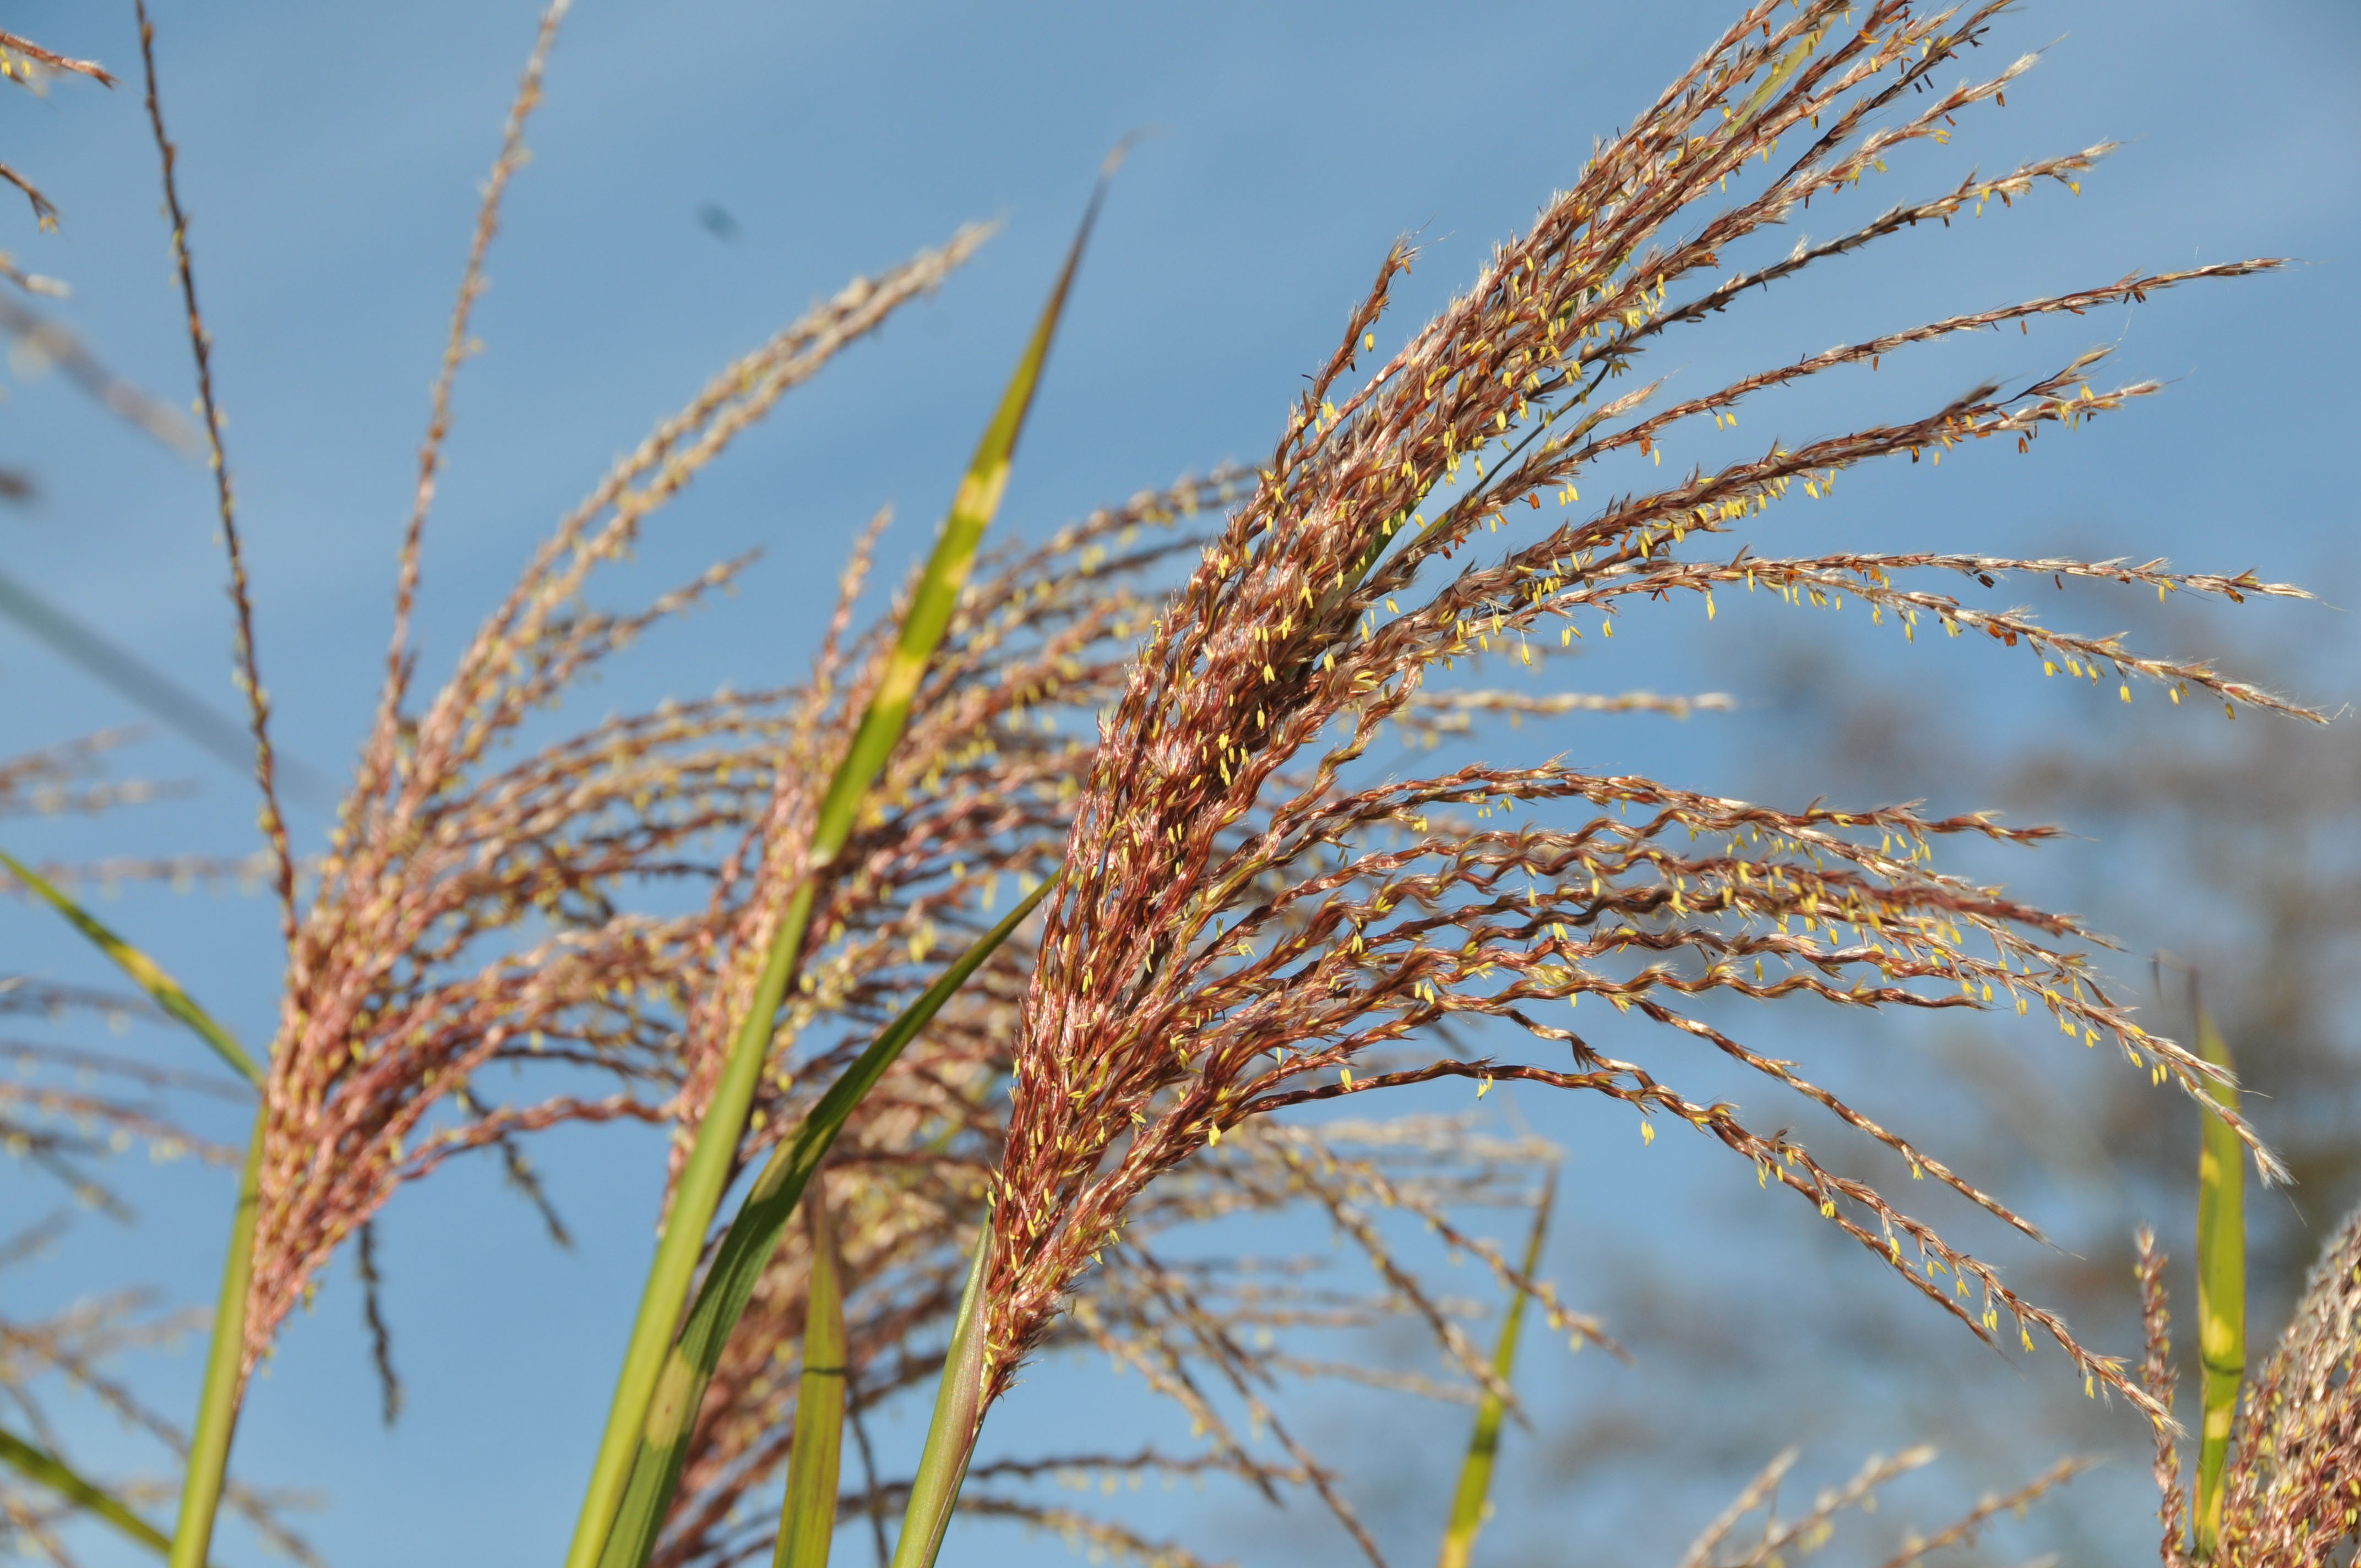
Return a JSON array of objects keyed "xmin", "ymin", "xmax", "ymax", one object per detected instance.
[{"xmin": 1, "ymin": 1, "xmax": 2355, "ymax": 1564}]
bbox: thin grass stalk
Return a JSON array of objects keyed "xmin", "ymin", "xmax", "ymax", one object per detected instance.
[
  {"xmin": 132, "ymin": 0, "xmax": 294, "ymax": 932},
  {"xmin": 564, "ymin": 160, "xmax": 1111, "ymax": 1568},
  {"xmin": 888, "ymin": 1228, "xmax": 992, "ymax": 1568},
  {"xmin": 0, "ymin": 1425, "xmax": 176, "ymax": 1560},
  {"xmin": 1436, "ymin": 1175, "xmax": 1554, "ymax": 1568},
  {"xmin": 135, "ymin": 20, "xmax": 298, "ymax": 1556},
  {"xmin": 168, "ymin": 1103, "xmax": 265, "ymax": 1568},
  {"xmin": 595, "ymin": 875, "xmax": 1057, "ymax": 1568},
  {"xmin": 774, "ymin": 1180, "xmax": 845, "ymax": 1568},
  {"xmin": 0, "ymin": 847, "xmax": 262, "ymax": 1085},
  {"xmin": 2193, "ymin": 989, "xmax": 2244, "ymax": 1558}
]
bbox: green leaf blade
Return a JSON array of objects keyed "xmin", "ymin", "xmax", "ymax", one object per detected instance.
[
  {"xmin": 803, "ymin": 159, "xmax": 1114, "ymax": 874},
  {"xmin": 565, "ymin": 159, "xmax": 1113, "ymax": 1568},
  {"xmin": 0, "ymin": 1425, "xmax": 175, "ymax": 1560}
]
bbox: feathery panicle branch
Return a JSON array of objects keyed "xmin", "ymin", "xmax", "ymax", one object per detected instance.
[
  {"xmin": 1685, "ymin": 1446, "xmax": 1936, "ymax": 1568},
  {"xmin": 2136, "ymin": 1228, "xmax": 2186, "ymax": 1565},
  {"xmin": 0, "ymin": 26, "xmax": 116, "ymax": 233},
  {"xmin": 0, "ymin": 31, "xmax": 116, "ymax": 88},
  {"xmin": 1674, "ymin": 1447, "xmax": 1798, "ymax": 1568},
  {"xmin": 1871, "ymin": 1457, "xmax": 2094, "ymax": 1568},
  {"xmin": 375, "ymin": 0, "xmax": 573, "ymax": 791},
  {"xmin": 0, "ymin": 733, "xmax": 162, "ymax": 819}
]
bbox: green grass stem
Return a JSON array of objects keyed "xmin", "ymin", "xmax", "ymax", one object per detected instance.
[
  {"xmin": 888, "ymin": 1227, "xmax": 991, "ymax": 1568},
  {"xmin": 775, "ymin": 1180, "xmax": 847, "ymax": 1568},
  {"xmin": 2193, "ymin": 994, "xmax": 2245, "ymax": 1558},
  {"xmin": 1437, "ymin": 1176, "xmax": 1555, "ymax": 1568},
  {"xmin": 167, "ymin": 1102, "xmax": 265, "ymax": 1568}
]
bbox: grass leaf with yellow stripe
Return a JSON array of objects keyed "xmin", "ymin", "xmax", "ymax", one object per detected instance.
[{"xmin": 0, "ymin": 847, "xmax": 260, "ymax": 1086}]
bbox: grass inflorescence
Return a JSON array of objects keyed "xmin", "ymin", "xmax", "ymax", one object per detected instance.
[{"xmin": 0, "ymin": 2, "xmax": 2330, "ymax": 1565}]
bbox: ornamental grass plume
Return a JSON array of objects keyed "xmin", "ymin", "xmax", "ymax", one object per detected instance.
[
  {"xmin": 949, "ymin": 0, "xmax": 2314, "ymax": 1485},
  {"xmin": 4, "ymin": 0, "xmax": 2327, "ymax": 1562},
  {"xmin": 243, "ymin": 26, "xmax": 1000, "ymax": 1375},
  {"xmin": 577, "ymin": 476, "xmax": 1596, "ymax": 1562},
  {"xmin": 244, "ymin": 214, "xmax": 1119, "ymax": 1381},
  {"xmin": 187, "ymin": 14, "xmax": 1582, "ymax": 1558},
  {"xmin": 253, "ymin": 423, "xmax": 1571, "ymax": 1562}
]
